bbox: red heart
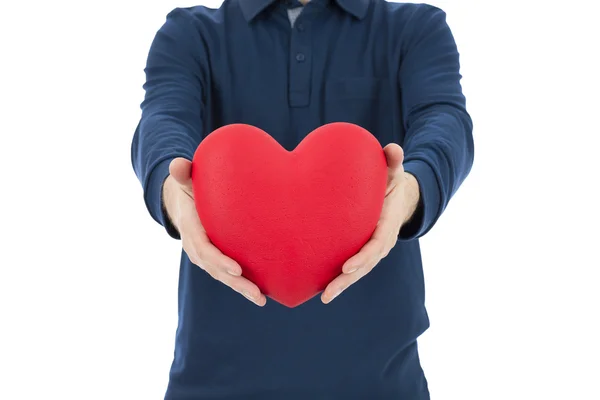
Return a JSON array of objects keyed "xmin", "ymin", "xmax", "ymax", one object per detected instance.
[{"xmin": 191, "ymin": 122, "xmax": 387, "ymax": 307}]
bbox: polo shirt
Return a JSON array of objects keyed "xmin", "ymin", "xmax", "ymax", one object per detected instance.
[{"xmin": 131, "ymin": 0, "xmax": 474, "ymax": 398}]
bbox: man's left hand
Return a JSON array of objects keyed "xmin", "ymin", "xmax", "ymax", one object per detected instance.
[{"xmin": 321, "ymin": 143, "xmax": 421, "ymax": 304}]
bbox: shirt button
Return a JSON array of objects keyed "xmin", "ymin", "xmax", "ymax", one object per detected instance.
[{"xmin": 295, "ymin": 53, "xmax": 305, "ymax": 62}]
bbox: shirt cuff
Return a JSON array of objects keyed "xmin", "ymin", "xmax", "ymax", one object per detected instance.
[
  {"xmin": 144, "ymin": 157, "xmax": 181, "ymax": 240},
  {"xmin": 399, "ymin": 159, "xmax": 442, "ymax": 240}
]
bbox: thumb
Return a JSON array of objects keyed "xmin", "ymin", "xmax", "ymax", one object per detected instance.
[
  {"xmin": 383, "ymin": 143, "xmax": 404, "ymax": 173},
  {"xmin": 169, "ymin": 157, "xmax": 193, "ymax": 187}
]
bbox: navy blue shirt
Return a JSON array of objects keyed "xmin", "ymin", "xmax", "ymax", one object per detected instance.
[{"xmin": 131, "ymin": 0, "xmax": 474, "ymax": 398}]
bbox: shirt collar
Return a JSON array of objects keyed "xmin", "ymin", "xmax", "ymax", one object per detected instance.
[
  {"xmin": 239, "ymin": 0, "xmax": 370, "ymax": 22},
  {"xmin": 334, "ymin": 0, "xmax": 370, "ymax": 20}
]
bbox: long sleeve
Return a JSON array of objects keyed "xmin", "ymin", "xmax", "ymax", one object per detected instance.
[
  {"xmin": 131, "ymin": 8, "xmax": 207, "ymax": 239},
  {"xmin": 398, "ymin": 6, "xmax": 475, "ymax": 240}
]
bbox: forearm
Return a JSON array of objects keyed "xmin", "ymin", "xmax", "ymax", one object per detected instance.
[
  {"xmin": 133, "ymin": 116, "xmax": 192, "ymax": 194},
  {"xmin": 132, "ymin": 108, "xmax": 200, "ymax": 240},
  {"xmin": 401, "ymin": 105, "xmax": 473, "ymax": 238},
  {"xmin": 401, "ymin": 171, "xmax": 421, "ymax": 226},
  {"xmin": 131, "ymin": 8, "xmax": 207, "ymax": 238},
  {"xmin": 161, "ymin": 174, "xmax": 182, "ymax": 237},
  {"xmin": 397, "ymin": 5, "xmax": 474, "ymax": 239}
]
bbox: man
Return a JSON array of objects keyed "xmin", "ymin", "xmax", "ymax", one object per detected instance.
[{"xmin": 131, "ymin": 0, "xmax": 474, "ymax": 398}]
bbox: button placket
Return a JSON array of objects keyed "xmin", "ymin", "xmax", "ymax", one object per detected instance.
[{"xmin": 288, "ymin": 18, "xmax": 312, "ymax": 108}]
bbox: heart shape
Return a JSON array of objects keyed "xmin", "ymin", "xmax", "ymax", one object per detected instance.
[{"xmin": 191, "ymin": 122, "xmax": 387, "ymax": 307}]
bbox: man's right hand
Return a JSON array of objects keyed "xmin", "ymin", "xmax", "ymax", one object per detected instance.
[{"xmin": 162, "ymin": 158, "xmax": 267, "ymax": 307}]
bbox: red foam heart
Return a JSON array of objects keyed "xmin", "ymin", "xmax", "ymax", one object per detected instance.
[{"xmin": 191, "ymin": 122, "xmax": 387, "ymax": 307}]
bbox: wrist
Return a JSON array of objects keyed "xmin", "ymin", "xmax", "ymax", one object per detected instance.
[
  {"xmin": 162, "ymin": 175, "xmax": 180, "ymax": 232},
  {"xmin": 402, "ymin": 172, "xmax": 421, "ymax": 224}
]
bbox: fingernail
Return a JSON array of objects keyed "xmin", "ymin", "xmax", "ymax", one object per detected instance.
[
  {"xmin": 327, "ymin": 289, "xmax": 343, "ymax": 303},
  {"xmin": 242, "ymin": 291, "xmax": 256, "ymax": 302},
  {"xmin": 228, "ymin": 269, "xmax": 241, "ymax": 276},
  {"xmin": 345, "ymin": 267, "xmax": 358, "ymax": 274}
]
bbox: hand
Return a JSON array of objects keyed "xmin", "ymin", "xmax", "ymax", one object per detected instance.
[
  {"xmin": 163, "ymin": 158, "xmax": 267, "ymax": 306},
  {"xmin": 321, "ymin": 144, "xmax": 420, "ymax": 304}
]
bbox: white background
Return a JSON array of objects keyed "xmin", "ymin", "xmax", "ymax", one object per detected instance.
[{"xmin": 1, "ymin": 0, "xmax": 599, "ymax": 399}]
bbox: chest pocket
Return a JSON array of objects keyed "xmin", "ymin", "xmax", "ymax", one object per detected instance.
[{"xmin": 324, "ymin": 77, "xmax": 392, "ymax": 139}]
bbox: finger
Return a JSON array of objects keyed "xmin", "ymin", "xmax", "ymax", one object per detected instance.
[
  {"xmin": 169, "ymin": 157, "xmax": 193, "ymax": 188},
  {"xmin": 188, "ymin": 241, "xmax": 266, "ymax": 306},
  {"xmin": 181, "ymin": 223, "xmax": 243, "ymax": 277},
  {"xmin": 178, "ymin": 200, "xmax": 242, "ymax": 275},
  {"xmin": 190, "ymin": 236, "xmax": 243, "ymax": 277},
  {"xmin": 217, "ymin": 272, "xmax": 267, "ymax": 307},
  {"xmin": 321, "ymin": 265, "xmax": 372, "ymax": 304},
  {"xmin": 383, "ymin": 143, "xmax": 404, "ymax": 172},
  {"xmin": 187, "ymin": 247, "xmax": 267, "ymax": 307},
  {"xmin": 341, "ymin": 237, "xmax": 383, "ymax": 274},
  {"xmin": 342, "ymin": 215, "xmax": 396, "ymax": 273}
]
